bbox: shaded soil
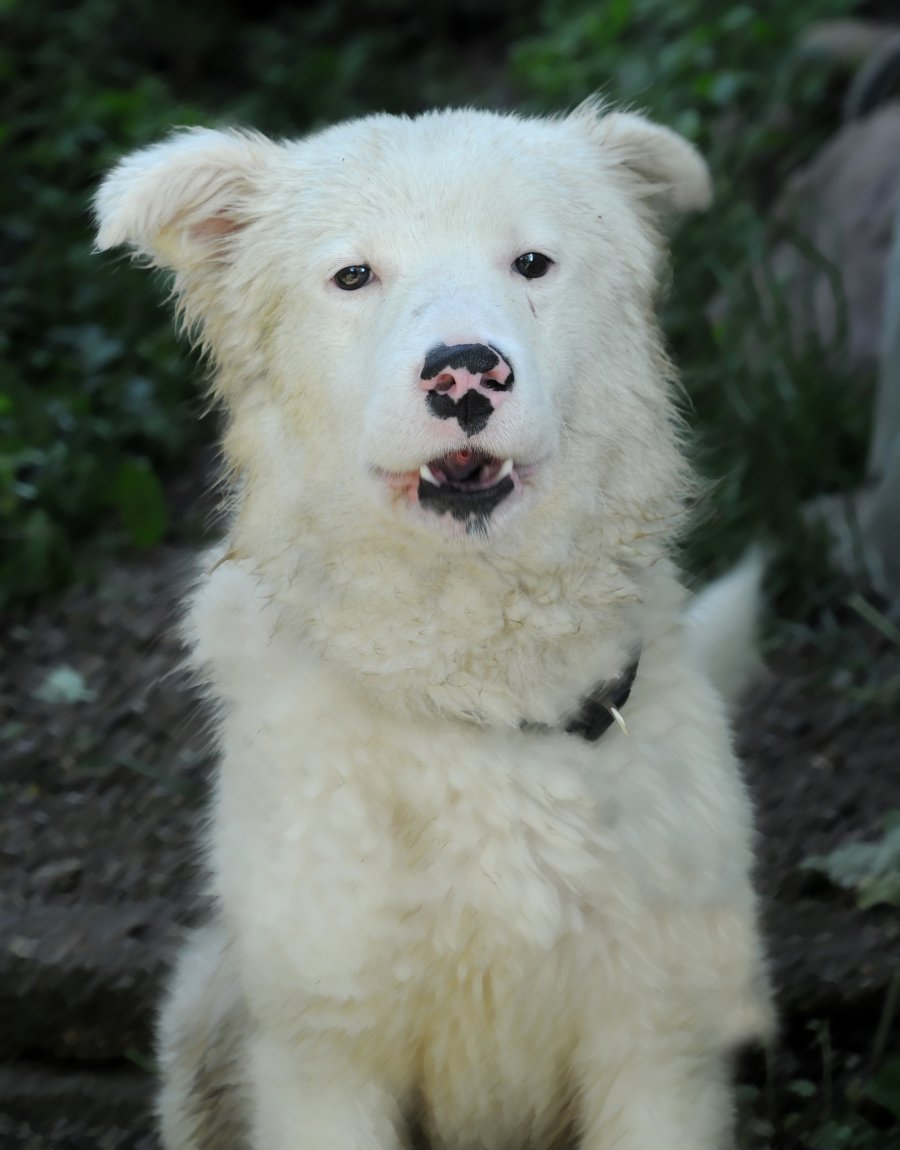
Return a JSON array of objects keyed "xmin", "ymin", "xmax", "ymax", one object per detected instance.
[{"xmin": 2, "ymin": 529, "xmax": 898, "ymax": 1148}]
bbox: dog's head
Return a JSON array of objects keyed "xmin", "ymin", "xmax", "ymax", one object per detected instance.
[{"xmin": 95, "ymin": 103, "xmax": 709, "ymax": 554}]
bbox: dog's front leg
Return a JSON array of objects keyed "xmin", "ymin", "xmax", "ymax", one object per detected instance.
[
  {"xmin": 575, "ymin": 1040, "xmax": 735, "ymax": 1150},
  {"xmin": 249, "ymin": 1031, "xmax": 405, "ymax": 1150}
]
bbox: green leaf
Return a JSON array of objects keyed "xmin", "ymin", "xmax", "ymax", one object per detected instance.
[
  {"xmin": 802, "ymin": 818, "xmax": 900, "ymax": 908},
  {"xmin": 788, "ymin": 1078, "xmax": 818, "ymax": 1098},
  {"xmin": 34, "ymin": 664, "xmax": 96, "ymax": 705},
  {"xmin": 113, "ymin": 457, "xmax": 168, "ymax": 548},
  {"xmin": 864, "ymin": 1058, "xmax": 900, "ymax": 1120},
  {"xmin": 857, "ymin": 873, "xmax": 900, "ymax": 909}
]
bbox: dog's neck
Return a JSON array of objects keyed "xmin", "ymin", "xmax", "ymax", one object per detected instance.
[{"xmin": 225, "ymin": 504, "xmax": 669, "ymax": 730}]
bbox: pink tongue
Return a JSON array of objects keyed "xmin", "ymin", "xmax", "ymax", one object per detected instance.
[{"xmin": 441, "ymin": 450, "xmax": 485, "ymax": 481}]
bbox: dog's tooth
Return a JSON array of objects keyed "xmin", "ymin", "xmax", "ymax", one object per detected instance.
[
  {"xmin": 419, "ymin": 464, "xmax": 441, "ymax": 486},
  {"xmin": 497, "ymin": 458, "xmax": 514, "ymax": 480}
]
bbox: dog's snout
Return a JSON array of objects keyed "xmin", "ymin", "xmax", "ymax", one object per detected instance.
[
  {"xmin": 420, "ymin": 343, "xmax": 514, "ymax": 393},
  {"xmin": 420, "ymin": 342, "xmax": 514, "ymax": 436}
]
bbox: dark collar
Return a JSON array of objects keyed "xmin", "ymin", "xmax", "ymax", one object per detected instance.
[
  {"xmin": 523, "ymin": 652, "xmax": 641, "ymax": 743},
  {"xmin": 564, "ymin": 652, "xmax": 640, "ymax": 741}
]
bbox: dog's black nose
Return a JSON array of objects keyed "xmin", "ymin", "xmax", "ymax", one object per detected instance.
[{"xmin": 419, "ymin": 343, "xmax": 514, "ymax": 436}]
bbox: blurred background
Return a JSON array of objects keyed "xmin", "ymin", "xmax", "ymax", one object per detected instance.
[{"xmin": 2, "ymin": 0, "xmax": 899, "ymax": 1146}]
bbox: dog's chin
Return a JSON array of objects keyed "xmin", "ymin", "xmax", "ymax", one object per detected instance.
[{"xmin": 377, "ymin": 448, "xmax": 535, "ymax": 538}]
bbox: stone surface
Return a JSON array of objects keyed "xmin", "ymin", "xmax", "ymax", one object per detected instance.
[{"xmin": 765, "ymin": 103, "xmax": 900, "ymax": 371}]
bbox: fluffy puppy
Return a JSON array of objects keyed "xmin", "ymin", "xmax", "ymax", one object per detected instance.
[{"xmin": 95, "ymin": 101, "xmax": 772, "ymax": 1150}]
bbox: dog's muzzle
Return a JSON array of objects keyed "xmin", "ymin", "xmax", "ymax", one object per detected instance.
[{"xmin": 419, "ymin": 343, "xmax": 514, "ymax": 437}]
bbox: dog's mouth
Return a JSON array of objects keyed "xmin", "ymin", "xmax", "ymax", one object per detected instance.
[
  {"xmin": 417, "ymin": 450, "xmax": 516, "ymax": 520},
  {"xmin": 382, "ymin": 449, "xmax": 524, "ymax": 524}
]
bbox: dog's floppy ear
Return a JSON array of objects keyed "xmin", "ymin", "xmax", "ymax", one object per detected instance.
[
  {"xmin": 94, "ymin": 128, "xmax": 277, "ymax": 270},
  {"xmin": 575, "ymin": 102, "xmax": 712, "ymax": 217}
]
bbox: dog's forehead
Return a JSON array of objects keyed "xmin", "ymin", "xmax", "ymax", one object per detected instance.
[
  {"xmin": 305, "ymin": 108, "xmax": 572, "ymax": 169},
  {"xmin": 280, "ymin": 111, "xmax": 601, "ymax": 230}
]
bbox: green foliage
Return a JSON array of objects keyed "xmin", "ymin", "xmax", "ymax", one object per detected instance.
[
  {"xmin": 866, "ymin": 1056, "xmax": 900, "ymax": 1122},
  {"xmin": 741, "ymin": 1042, "xmax": 900, "ymax": 1148},
  {"xmin": 1, "ymin": 0, "xmax": 205, "ymax": 605},
  {"xmin": 803, "ymin": 813, "xmax": 900, "ymax": 908},
  {"xmin": 749, "ymin": 1008, "xmax": 900, "ymax": 1147},
  {"xmin": 808, "ymin": 1112, "xmax": 891, "ymax": 1149},
  {"xmin": 33, "ymin": 665, "xmax": 97, "ymax": 706},
  {"xmin": 513, "ymin": 0, "xmax": 847, "ymax": 134}
]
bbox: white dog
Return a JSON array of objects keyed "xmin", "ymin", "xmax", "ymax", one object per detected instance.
[{"xmin": 95, "ymin": 101, "xmax": 772, "ymax": 1150}]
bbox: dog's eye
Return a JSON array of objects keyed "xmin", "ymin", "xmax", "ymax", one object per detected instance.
[
  {"xmin": 334, "ymin": 265, "xmax": 373, "ymax": 290},
  {"xmin": 513, "ymin": 252, "xmax": 553, "ymax": 279}
]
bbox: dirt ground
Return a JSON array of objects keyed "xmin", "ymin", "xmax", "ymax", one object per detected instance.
[{"xmin": 2, "ymin": 509, "xmax": 899, "ymax": 1148}]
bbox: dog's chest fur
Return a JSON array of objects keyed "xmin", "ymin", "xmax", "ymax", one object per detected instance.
[
  {"xmin": 218, "ymin": 721, "xmax": 607, "ymax": 1146},
  {"xmin": 199, "ymin": 560, "xmax": 649, "ymax": 1127}
]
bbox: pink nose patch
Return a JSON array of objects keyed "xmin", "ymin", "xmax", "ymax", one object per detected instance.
[{"xmin": 420, "ymin": 343, "xmax": 514, "ymax": 436}]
